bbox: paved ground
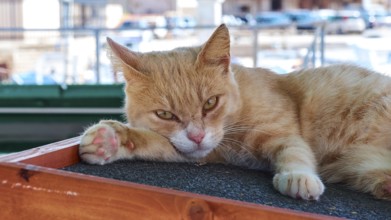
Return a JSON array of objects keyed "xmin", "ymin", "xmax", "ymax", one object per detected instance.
[{"xmin": 64, "ymin": 160, "xmax": 391, "ymax": 220}]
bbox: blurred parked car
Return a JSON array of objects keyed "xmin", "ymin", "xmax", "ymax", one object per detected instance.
[
  {"xmin": 234, "ymin": 14, "xmax": 256, "ymax": 26},
  {"xmin": 117, "ymin": 15, "xmax": 167, "ymax": 40},
  {"xmin": 115, "ymin": 19, "xmax": 153, "ymax": 48},
  {"xmin": 326, "ymin": 10, "xmax": 366, "ymax": 34},
  {"xmin": 222, "ymin": 15, "xmax": 246, "ymax": 26},
  {"xmin": 285, "ymin": 9, "xmax": 311, "ymax": 22},
  {"xmin": 145, "ymin": 15, "xmax": 168, "ymax": 39},
  {"xmin": 166, "ymin": 16, "xmax": 197, "ymax": 37},
  {"xmin": 377, "ymin": 13, "xmax": 391, "ymax": 27},
  {"xmin": 360, "ymin": 5, "xmax": 388, "ymax": 28},
  {"xmin": 255, "ymin": 12, "xmax": 292, "ymax": 29},
  {"xmin": 285, "ymin": 9, "xmax": 336, "ymax": 31},
  {"xmin": 317, "ymin": 9, "xmax": 337, "ymax": 21},
  {"xmin": 296, "ymin": 12, "xmax": 324, "ymax": 31}
]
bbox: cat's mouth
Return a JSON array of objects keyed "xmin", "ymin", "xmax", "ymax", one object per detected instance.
[
  {"xmin": 170, "ymin": 141, "xmax": 212, "ymax": 159},
  {"xmin": 168, "ymin": 131, "xmax": 219, "ymax": 159}
]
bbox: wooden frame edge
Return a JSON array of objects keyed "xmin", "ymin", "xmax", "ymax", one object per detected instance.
[
  {"xmin": 0, "ymin": 136, "xmax": 80, "ymax": 168},
  {"xmin": 0, "ymin": 137, "xmax": 339, "ymax": 219}
]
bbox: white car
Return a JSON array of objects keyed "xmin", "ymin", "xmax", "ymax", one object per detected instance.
[{"xmin": 326, "ymin": 10, "xmax": 366, "ymax": 34}]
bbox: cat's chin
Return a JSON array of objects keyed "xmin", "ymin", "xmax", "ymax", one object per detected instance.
[
  {"xmin": 184, "ymin": 148, "xmax": 213, "ymax": 159},
  {"xmin": 169, "ymin": 131, "xmax": 219, "ymax": 159},
  {"xmin": 171, "ymin": 143, "xmax": 213, "ymax": 159}
]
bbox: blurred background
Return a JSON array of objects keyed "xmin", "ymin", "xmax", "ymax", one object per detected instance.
[{"xmin": 1, "ymin": 0, "xmax": 391, "ymax": 153}]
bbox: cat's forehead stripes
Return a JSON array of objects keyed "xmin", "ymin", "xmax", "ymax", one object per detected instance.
[
  {"xmin": 151, "ymin": 71, "xmax": 206, "ymax": 116},
  {"xmin": 139, "ymin": 47, "xmax": 200, "ymax": 73},
  {"xmin": 135, "ymin": 50, "xmax": 226, "ymax": 120}
]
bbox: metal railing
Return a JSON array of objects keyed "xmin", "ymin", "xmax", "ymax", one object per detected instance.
[
  {"xmin": 0, "ymin": 25, "xmax": 324, "ymax": 84},
  {"xmin": 303, "ymin": 24, "xmax": 326, "ymax": 68}
]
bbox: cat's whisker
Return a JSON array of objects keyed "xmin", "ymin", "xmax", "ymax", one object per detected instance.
[
  {"xmin": 222, "ymin": 125, "xmax": 273, "ymax": 136},
  {"xmin": 221, "ymin": 138, "xmax": 254, "ymax": 154},
  {"xmin": 218, "ymin": 137, "xmax": 263, "ymax": 169},
  {"xmin": 220, "ymin": 137, "xmax": 256, "ymax": 156}
]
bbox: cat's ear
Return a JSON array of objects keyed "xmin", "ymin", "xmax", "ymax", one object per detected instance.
[
  {"xmin": 106, "ymin": 37, "xmax": 147, "ymax": 83},
  {"xmin": 195, "ymin": 24, "xmax": 230, "ymax": 72}
]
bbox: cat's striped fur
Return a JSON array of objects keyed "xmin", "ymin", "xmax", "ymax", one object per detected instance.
[{"xmin": 80, "ymin": 24, "xmax": 391, "ymax": 201}]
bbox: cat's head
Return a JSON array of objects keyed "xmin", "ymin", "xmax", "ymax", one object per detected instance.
[{"xmin": 107, "ymin": 24, "xmax": 240, "ymax": 159}]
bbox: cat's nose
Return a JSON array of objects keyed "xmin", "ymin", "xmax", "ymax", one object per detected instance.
[{"xmin": 187, "ymin": 131, "xmax": 205, "ymax": 145}]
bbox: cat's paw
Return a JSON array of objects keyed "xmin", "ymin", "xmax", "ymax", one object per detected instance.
[
  {"xmin": 273, "ymin": 171, "xmax": 325, "ymax": 200},
  {"xmin": 373, "ymin": 175, "xmax": 391, "ymax": 201},
  {"xmin": 79, "ymin": 123, "xmax": 134, "ymax": 165}
]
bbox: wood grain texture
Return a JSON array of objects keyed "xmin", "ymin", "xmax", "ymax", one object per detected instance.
[
  {"xmin": 0, "ymin": 162, "xmax": 337, "ymax": 220},
  {"xmin": 0, "ymin": 136, "xmax": 80, "ymax": 168}
]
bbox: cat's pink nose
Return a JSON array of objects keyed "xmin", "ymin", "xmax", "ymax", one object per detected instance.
[{"xmin": 187, "ymin": 131, "xmax": 205, "ymax": 144}]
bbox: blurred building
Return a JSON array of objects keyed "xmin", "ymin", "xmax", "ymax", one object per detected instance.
[
  {"xmin": 223, "ymin": 0, "xmax": 391, "ymax": 15},
  {"xmin": 1, "ymin": 0, "xmax": 390, "ymax": 30}
]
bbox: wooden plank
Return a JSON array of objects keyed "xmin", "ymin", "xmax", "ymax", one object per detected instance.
[
  {"xmin": 0, "ymin": 136, "xmax": 80, "ymax": 168},
  {"xmin": 0, "ymin": 162, "xmax": 337, "ymax": 220}
]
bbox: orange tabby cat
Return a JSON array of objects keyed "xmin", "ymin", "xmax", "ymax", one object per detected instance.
[{"xmin": 79, "ymin": 24, "xmax": 391, "ymax": 201}]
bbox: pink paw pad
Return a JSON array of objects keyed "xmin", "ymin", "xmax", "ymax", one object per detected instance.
[
  {"xmin": 96, "ymin": 148, "xmax": 106, "ymax": 156},
  {"xmin": 92, "ymin": 137, "xmax": 104, "ymax": 145},
  {"xmin": 91, "ymin": 128, "xmax": 108, "ymax": 144},
  {"xmin": 97, "ymin": 127, "xmax": 107, "ymax": 135},
  {"xmin": 126, "ymin": 142, "xmax": 135, "ymax": 150},
  {"xmin": 110, "ymin": 137, "xmax": 118, "ymax": 147}
]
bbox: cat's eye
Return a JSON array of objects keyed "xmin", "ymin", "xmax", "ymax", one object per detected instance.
[
  {"xmin": 203, "ymin": 96, "xmax": 218, "ymax": 112},
  {"xmin": 155, "ymin": 110, "xmax": 177, "ymax": 121}
]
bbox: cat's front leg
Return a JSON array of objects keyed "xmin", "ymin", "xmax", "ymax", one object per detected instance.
[
  {"xmin": 79, "ymin": 120, "xmax": 185, "ymax": 165},
  {"xmin": 264, "ymin": 136, "xmax": 325, "ymax": 200}
]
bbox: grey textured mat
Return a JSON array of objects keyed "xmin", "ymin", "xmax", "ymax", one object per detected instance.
[{"xmin": 63, "ymin": 160, "xmax": 391, "ymax": 219}]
